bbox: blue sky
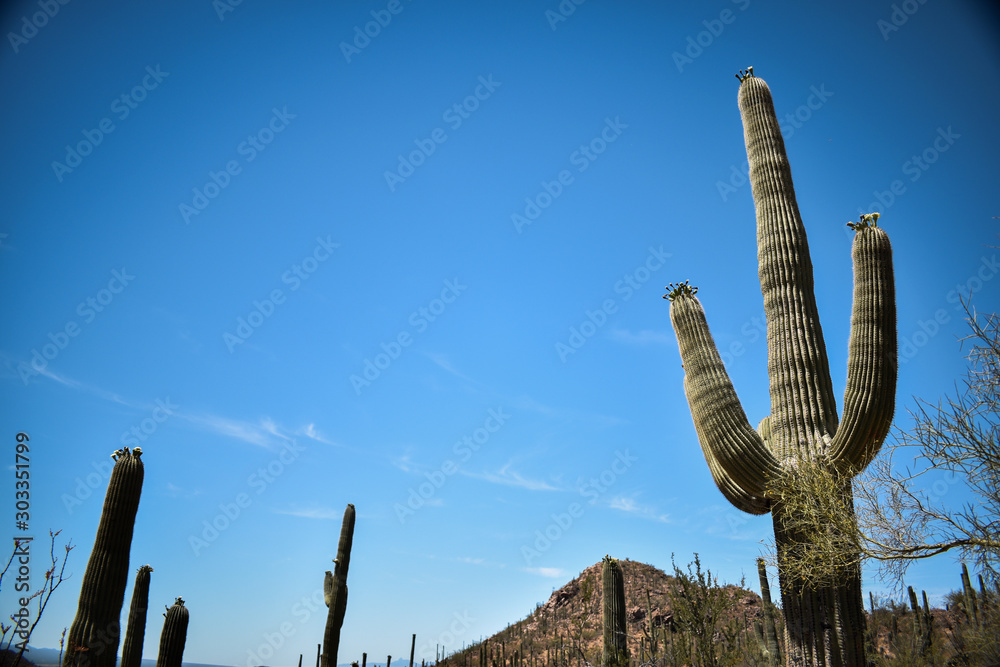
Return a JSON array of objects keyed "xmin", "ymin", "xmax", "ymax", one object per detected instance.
[{"xmin": 2, "ymin": 1, "xmax": 999, "ymax": 666}]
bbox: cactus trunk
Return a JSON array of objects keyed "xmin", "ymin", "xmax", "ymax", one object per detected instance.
[
  {"xmin": 321, "ymin": 503, "xmax": 356, "ymax": 667},
  {"xmin": 155, "ymin": 599, "xmax": 189, "ymax": 667},
  {"xmin": 63, "ymin": 449, "xmax": 145, "ymax": 667},
  {"xmin": 120, "ymin": 565, "xmax": 153, "ymax": 667},
  {"xmin": 667, "ymin": 70, "xmax": 896, "ymax": 667},
  {"xmin": 601, "ymin": 556, "xmax": 628, "ymax": 667}
]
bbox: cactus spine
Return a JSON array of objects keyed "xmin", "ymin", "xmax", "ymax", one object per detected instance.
[
  {"xmin": 322, "ymin": 503, "xmax": 356, "ymax": 667},
  {"xmin": 667, "ymin": 70, "xmax": 896, "ymax": 666},
  {"xmin": 63, "ymin": 449, "xmax": 145, "ymax": 667},
  {"xmin": 601, "ymin": 556, "xmax": 628, "ymax": 667},
  {"xmin": 155, "ymin": 598, "xmax": 189, "ymax": 667},
  {"xmin": 120, "ymin": 565, "xmax": 154, "ymax": 667}
]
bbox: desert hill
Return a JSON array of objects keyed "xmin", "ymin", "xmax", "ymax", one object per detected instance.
[{"xmin": 439, "ymin": 558, "xmax": 769, "ymax": 667}]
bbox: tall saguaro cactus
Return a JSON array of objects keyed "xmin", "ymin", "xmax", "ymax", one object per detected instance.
[
  {"xmin": 120, "ymin": 565, "xmax": 154, "ymax": 667},
  {"xmin": 601, "ymin": 556, "xmax": 629, "ymax": 667},
  {"xmin": 155, "ymin": 598, "xmax": 189, "ymax": 667},
  {"xmin": 321, "ymin": 503, "xmax": 356, "ymax": 667},
  {"xmin": 64, "ymin": 449, "xmax": 145, "ymax": 667},
  {"xmin": 666, "ymin": 70, "xmax": 896, "ymax": 666}
]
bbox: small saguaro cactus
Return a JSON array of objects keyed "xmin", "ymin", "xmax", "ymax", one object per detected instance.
[
  {"xmin": 120, "ymin": 565, "xmax": 154, "ymax": 667},
  {"xmin": 754, "ymin": 558, "xmax": 782, "ymax": 667},
  {"xmin": 155, "ymin": 597, "xmax": 189, "ymax": 667},
  {"xmin": 666, "ymin": 69, "xmax": 897, "ymax": 666},
  {"xmin": 63, "ymin": 448, "xmax": 145, "ymax": 667},
  {"xmin": 601, "ymin": 556, "xmax": 628, "ymax": 667},
  {"xmin": 321, "ymin": 503, "xmax": 356, "ymax": 667}
]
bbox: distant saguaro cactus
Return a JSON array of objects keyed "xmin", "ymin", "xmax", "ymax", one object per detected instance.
[
  {"xmin": 120, "ymin": 565, "xmax": 154, "ymax": 667},
  {"xmin": 321, "ymin": 503, "xmax": 356, "ymax": 667},
  {"xmin": 155, "ymin": 598, "xmax": 189, "ymax": 667},
  {"xmin": 754, "ymin": 558, "xmax": 781, "ymax": 667},
  {"xmin": 63, "ymin": 448, "xmax": 145, "ymax": 667},
  {"xmin": 666, "ymin": 69, "xmax": 896, "ymax": 666},
  {"xmin": 601, "ymin": 556, "xmax": 628, "ymax": 667}
]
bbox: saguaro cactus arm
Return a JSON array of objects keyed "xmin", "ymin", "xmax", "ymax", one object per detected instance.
[
  {"xmin": 828, "ymin": 219, "xmax": 897, "ymax": 471},
  {"xmin": 739, "ymin": 75, "xmax": 840, "ymax": 463},
  {"xmin": 668, "ymin": 288, "xmax": 781, "ymax": 514}
]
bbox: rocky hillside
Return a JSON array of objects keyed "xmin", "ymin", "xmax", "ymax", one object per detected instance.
[{"xmin": 440, "ymin": 559, "xmax": 768, "ymax": 667}]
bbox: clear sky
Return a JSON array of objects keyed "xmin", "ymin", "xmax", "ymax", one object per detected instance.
[{"xmin": 2, "ymin": 1, "xmax": 999, "ymax": 666}]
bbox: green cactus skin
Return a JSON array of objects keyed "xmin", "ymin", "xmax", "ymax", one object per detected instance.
[
  {"xmin": 155, "ymin": 598, "xmax": 189, "ymax": 667},
  {"xmin": 668, "ymin": 72, "xmax": 896, "ymax": 666},
  {"xmin": 321, "ymin": 503, "xmax": 356, "ymax": 667},
  {"xmin": 63, "ymin": 449, "xmax": 145, "ymax": 667},
  {"xmin": 601, "ymin": 556, "xmax": 629, "ymax": 667},
  {"xmin": 120, "ymin": 565, "xmax": 154, "ymax": 667}
]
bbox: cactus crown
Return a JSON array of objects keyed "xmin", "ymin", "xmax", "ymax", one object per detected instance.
[
  {"xmin": 735, "ymin": 65, "xmax": 755, "ymax": 82},
  {"xmin": 846, "ymin": 212, "xmax": 880, "ymax": 231},
  {"xmin": 663, "ymin": 280, "xmax": 699, "ymax": 301}
]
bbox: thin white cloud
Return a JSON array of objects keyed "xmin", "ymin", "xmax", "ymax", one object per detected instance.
[
  {"xmin": 461, "ymin": 462, "xmax": 559, "ymax": 491},
  {"xmin": 165, "ymin": 482, "xmax": 202, "ymax": 499},
  {"xmin": 524, "ymin": 567, "xmax": 565, "ymax": 578},
  {"xmin": 299, "ymin": 423, "xmax": 339, "ymax": 446},
  {"xmin": 423, "ymin": 352, "xmax": 478, "ymax": 383},
  {"xmin": 608, "ymin": 495, "xmax": 672, "ymax": 523},
  {"xmin": 609, "ymin": 328, "xmax": 673, "ymax": 345},
  {"xmin": 391, "ymin": 453, "xmax": 422, "ymax": 474},
  {"xmin": 12, "ymin": 365, "xmax": 339, "ymax": 451},
  {"xmin": 17, "ymin": 365, "xmax": 139, "ymax": 408},
  {"xmin": 260, "ymin": 416, "xmax": 290, "ymax": 440},
  {"xmin": 180, "ymin": 412, "xmax": 279, "ymax": 448},
  {"xmin": 274, "ymin": 506, "xmax": 343, "ymax": 520}
]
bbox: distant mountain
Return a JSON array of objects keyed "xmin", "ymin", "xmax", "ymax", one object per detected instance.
[
  {"xmin": 9, "ymin": 647, "xmax": 368, "ymax": 667},
  {"xmin": 7, "ymin": 647, "xmax": 232, "ymax": 667}
]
